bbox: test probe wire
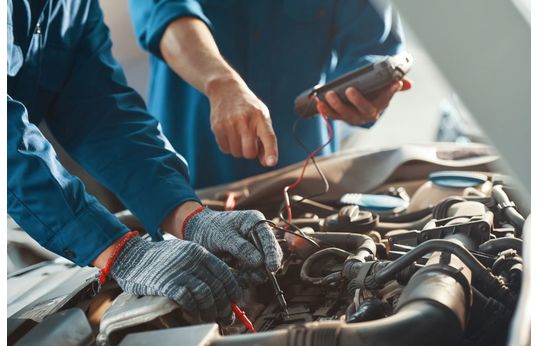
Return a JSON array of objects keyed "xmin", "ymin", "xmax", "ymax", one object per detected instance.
[
  {"xmin": 281, "ymin": 96, "xmax": 334, "ymax": 228},
  {"xmin": 277, "ymin": 116, "xmax": 331, "ymax": 230},
  {"xmin": 291, "ymin": 116, "xmax": 331, "ymax": 200},
  {"xmin": 250, "ymin": 219, "xmax": 321, "ymax": 249}
]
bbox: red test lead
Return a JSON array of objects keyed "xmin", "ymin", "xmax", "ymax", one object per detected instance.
[{"xmin": 230, "ymin": 303, "xmax": 256, "ymax": 333}]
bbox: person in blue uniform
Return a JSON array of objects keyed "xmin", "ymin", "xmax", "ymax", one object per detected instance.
[
  {"xmin": 129, "ymin": 0, "xmax": 411, "ymax": 188},
  {"xmin": 7, "ymin": 0, "xmax": 282, "ymax": 323}
]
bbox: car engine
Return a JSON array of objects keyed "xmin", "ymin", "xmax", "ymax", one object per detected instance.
[{"xmin": 7, "ymin": 145, "xmax": 529, "ymax": 346}]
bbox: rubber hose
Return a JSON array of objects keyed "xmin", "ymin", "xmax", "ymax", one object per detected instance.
[
  {"xmin": 478, "ymin": 237, "xmax": 522, "ymax": 255},
  {"xmin": 367, "ymin": 240, "xmax": 511, "ymax": 305},
  {"xmin": 491, "ymin": 185, "xmax": 525, "ymax": 234},
  {"xmin": 300, "ymin": 247, "xmax": 350, "ymax": 285}
]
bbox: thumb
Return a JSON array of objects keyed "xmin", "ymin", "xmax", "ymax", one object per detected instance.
[{"xmin": 400, "ymin": 79, "xmax": 412, "ymax": 91}]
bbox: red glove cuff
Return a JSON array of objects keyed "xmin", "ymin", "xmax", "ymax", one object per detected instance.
[
  {"xmin": 98, "ymin": 230, "xmax": 139, "ymax": 287},
  {"xmin": 180, "ymin": 206, "xmax": 207, "ymax": 239}
]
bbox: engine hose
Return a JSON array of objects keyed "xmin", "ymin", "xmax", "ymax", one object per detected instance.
[
  {"xmin": 305, "ymin": 233, "xmax": 379, "ymax": 290},
  {"xmin": 376, "ymin": 214, "xmax": 432, "ymax": 233},
  {"xmin": 466, "ymin": 288, "xmax": 514, "ymax": 346},
  {"xmin": 300, "ymin": 247, "xmax": 350, "ymax": 285},
  {"xmin": 360, "ymin": 240, "xmax": 513, "ymax": 305},
  {"xmin": 491, "ymin": 185, "xmax": 525, "ymax": 235},
  {"xmin": 478, "ymin": 237, "xmax": 523, "ymax": 255},
  {"xmin": 215, "ymin": 301, "xmax": 463, "ymax": 346},
  {"xmin": 432, "ymin": 196, "xmax": 466, "ymax": 220},
  {"xmin": 378, "ymin": 207, "xmax": 433, "ymax": 223},
  {"xmin": 308, "ymin": 232, "xmax": 377, "ymax": 260},
  {"xmin": 347, "ymin": 262, "xmax": 419, "ymax": 291}
]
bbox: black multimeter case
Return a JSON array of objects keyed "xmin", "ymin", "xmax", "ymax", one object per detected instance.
[{"xmin": 294, "ymin": 52, "xmax": 413, "ymax": 117}]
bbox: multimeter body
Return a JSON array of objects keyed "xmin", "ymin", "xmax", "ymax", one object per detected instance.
[{"xmin": 294, "ymin": 52, "xmax": 413, "ymax": 117}]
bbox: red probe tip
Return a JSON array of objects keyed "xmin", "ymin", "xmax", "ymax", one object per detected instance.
[{"xmin": 230, "ymin": 303, "xmax": 256, "ymax": 333}]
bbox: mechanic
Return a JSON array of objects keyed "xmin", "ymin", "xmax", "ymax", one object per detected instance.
[
  {"xmin": 7, "ymin": 0, "xmax": 282, "ymax": 324},
  {"xmin": 129, "ymin": 0, "xmax": 411, "ymax": 189}
]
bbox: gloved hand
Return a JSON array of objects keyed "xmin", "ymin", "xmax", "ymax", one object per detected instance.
[
  {"xmin": 110, "ymin": 236, "xmax": 241, "ymax": 323},
  {"xmin": 183, "ymin": 208, "xmax": 283, "ymax": 280}
]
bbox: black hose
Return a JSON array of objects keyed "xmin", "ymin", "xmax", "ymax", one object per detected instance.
[
  {"xmin": 306, "ymin": 233, "xmax": 377, "ymax": 288},
  {"xmin": 378, "ymin": 207, "xmax": 433, "ymax": 223},
  {"xmin": 478, "ymin": 237, "xmax": 523, "ymax": 255},
  {"xmin": 370, "ymin": 240, "xmax": 486, "ymax": 286},
  {"xmin": 308, "ymin": 232, "xmax": 377, "ymax": 259},
  {"xmin": 465, "ymin": 287, "xmax": 514, "ymax": 346},
  {"xmin": 340, "ymin": 301, "xmax": 463, "ymax": 346},
  {"xmin": 491, "ymin": 185, "xmax": 525, "ymax": 235},
  {"xmin": 212, "ymin": 302, "xmax": 463, "ymax": 346},
  {"xmin": 300, "ymin": 247, "xmax": 350, "ymax": 285},
  {"xmin": 376, "ymin": 214, "xmax": 432, "ymax": 233},
  {"xmin": 361, "ymin": 240, "xmax": 511, "ymax": 305},
  {"xmin": 432, "ymin": 197, "xmax": 466, "ymax": 219}
]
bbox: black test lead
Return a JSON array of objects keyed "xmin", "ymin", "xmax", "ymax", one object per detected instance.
[{"xmin": 250, "ymin": 229, "xmax": 289, "ymax": 317}]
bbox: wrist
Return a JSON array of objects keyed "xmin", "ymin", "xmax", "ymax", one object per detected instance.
[
  {"xmin": 161, "ymin": 201, "xmax": 203, "ymax": 238},
  {"xmin": 93, "ymin": 237, "xmax": 123, "ymax": 269},
  {"xmin": 205, "ymin": 73, "xmax": 245, "ymax": 101},
  {"xmin": 93, "ymin": 230, "xmax": 139, "ymax": 285}
]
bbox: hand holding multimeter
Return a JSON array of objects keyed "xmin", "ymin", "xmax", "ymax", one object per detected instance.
[{"xmin": 294, "ymin": 52, "xmax": 413, "ymax": 123}]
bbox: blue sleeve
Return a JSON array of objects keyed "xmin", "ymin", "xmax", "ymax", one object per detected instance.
[
  {"xmin": 128, "ymin": 0, "xmax": 212, "ymax": 59},
  {"xmin": 7, "ymin": 96, "xmax": 129, "ymax": 266},
  {"xmin": 328, "ymin": 0, "xmax": 405, "ymax": 128},
  {"xmin": 45, "ymin": 0, "xmax": 200, "ymax": 239}
]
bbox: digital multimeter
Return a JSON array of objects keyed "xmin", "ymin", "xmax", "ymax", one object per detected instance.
[{"xmin": 294, "ymin": 52, "xmax": 413, "ymax": 117}]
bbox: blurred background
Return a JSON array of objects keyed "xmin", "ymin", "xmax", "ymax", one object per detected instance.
[{"xmin": 99, "ymin": 1, "xmax": 479, "ymax": 150}]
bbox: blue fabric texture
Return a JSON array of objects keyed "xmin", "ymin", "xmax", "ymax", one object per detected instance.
[
  {"xmin": 7, "ymin": 0, "xmax": 200, "ymax": 266},
  {"xmin": 129, "ymin": 0, "xmax": 405, "ymax": 188}
]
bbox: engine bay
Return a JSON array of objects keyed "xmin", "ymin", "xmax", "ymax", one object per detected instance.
[
  {"xmin": 220, "ymin": 173, "xmax": 525, "ymax": 344},
  {"xmin": 7, "ymin": 145, "xmax": 529, "ymax": 346}
]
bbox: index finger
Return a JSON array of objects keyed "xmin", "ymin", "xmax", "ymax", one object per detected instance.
[
  {"xmin": 256, "ymin": 119, "xmax": 278, "ymax": 167},
  {"xmin": 255, "ymin": 223, "xmax": 283, "ymax": 272}
]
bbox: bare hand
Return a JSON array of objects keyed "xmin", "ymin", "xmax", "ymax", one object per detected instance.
[
  {"xmin": 207, "ymin": 78, "xmax": 278, "ymax": 167},
  {"xmin": 317, "ymin": 79, "xmax": 412, "ymax": 125}
]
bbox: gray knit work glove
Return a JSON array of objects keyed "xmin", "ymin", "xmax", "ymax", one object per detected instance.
[
  {"xmin": 110, "ymin": 236, "xmax": 241, "ymax": 323},
  {"xmin": 184, "ymin": 208, "xmax": 283, "ymax": 279}
]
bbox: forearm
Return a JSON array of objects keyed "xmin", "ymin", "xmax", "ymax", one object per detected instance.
[
  {"xmin": 160, "ymin": 17, "xmax": 244, "ymax": 97},
  {"xmin": 8, "ymin": 97, "xmax": 129, "ymax": 267},
  {"xmin": 159, "ymin": 15, "xmax": 278, "ymax": 166}
]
